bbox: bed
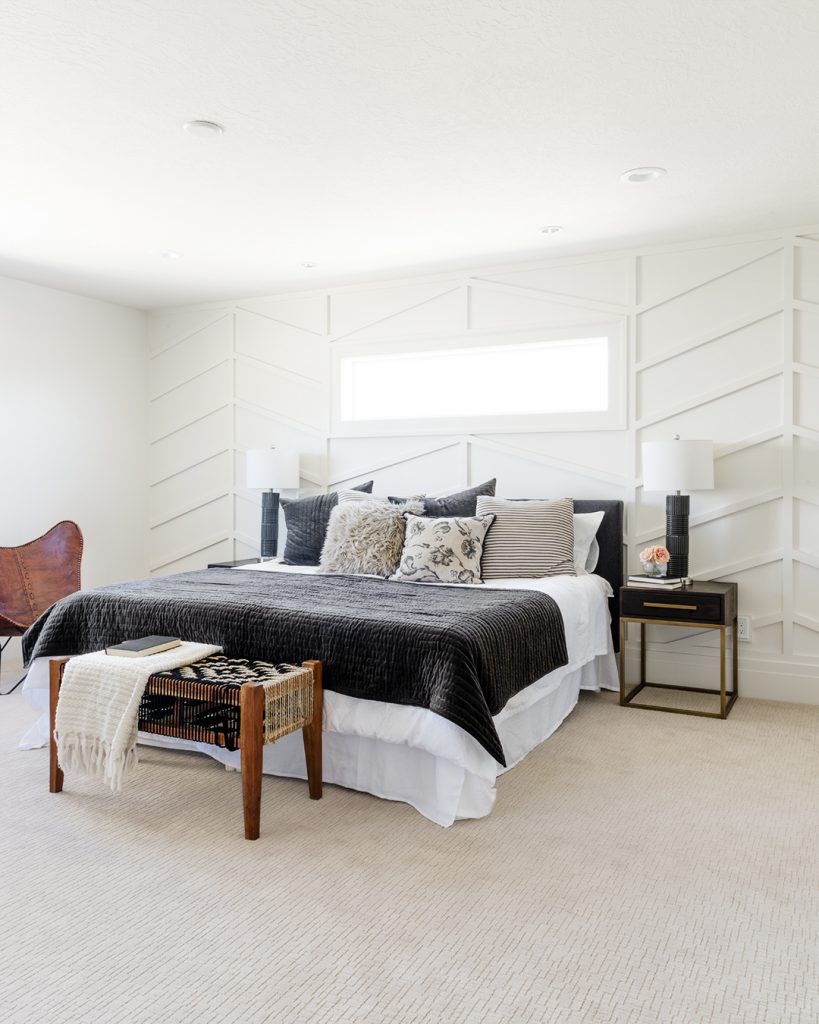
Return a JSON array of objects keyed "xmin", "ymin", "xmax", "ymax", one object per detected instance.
[{"xmin": 19, "ymin": 499, "xmax": 623, "ymax": 827}]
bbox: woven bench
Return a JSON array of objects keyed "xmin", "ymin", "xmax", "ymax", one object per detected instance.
[{"xmin": 49, "ymin": 654, "xmax": 323, "ymax": 840}]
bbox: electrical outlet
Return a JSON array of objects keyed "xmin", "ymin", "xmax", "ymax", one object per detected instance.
[{"xmin": 737, "ymin": 615, "xmax": 751, "ymax": 642}]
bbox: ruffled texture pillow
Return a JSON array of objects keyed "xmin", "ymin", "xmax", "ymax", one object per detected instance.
[{"xmin": 319, "ymin": 500, "xmax": 424, "ymax": 578}]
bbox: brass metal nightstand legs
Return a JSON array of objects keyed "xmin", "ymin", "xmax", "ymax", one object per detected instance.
[{"xmin": 618, "ymin": 617, "xmax": 739, "ymax": 719}]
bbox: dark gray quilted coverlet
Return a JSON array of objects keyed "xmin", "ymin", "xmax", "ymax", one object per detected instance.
[{"xmin": 24, "ymin": 570, "xmax": 567, "ymax": 765}]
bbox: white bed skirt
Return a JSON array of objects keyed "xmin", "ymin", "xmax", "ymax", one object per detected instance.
[{"xmin": 19, "ymin": 646, "xmax": 617, "ymax": 827}]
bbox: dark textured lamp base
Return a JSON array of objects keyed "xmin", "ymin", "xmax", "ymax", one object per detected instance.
[
  {"xmin": 260, "ymin": 490, "xmax": 280, "ymax": 560},
  {"xmin": 665, "ymin": 493, "xmax": 689, "ymax": 579}
]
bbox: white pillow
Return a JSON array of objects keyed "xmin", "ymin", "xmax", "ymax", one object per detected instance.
[{"xmin": 573, "ymin": 511, "xmax": 605, "ymax": 574}]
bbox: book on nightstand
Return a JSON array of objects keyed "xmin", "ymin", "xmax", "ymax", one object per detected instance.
[
  {"xmin": 105, "ymin": 636, "xmax": 181, "ymax": 658},
  {"xmin": 627, "ymin": 575, "xmax": 685, "ymax": 589}
]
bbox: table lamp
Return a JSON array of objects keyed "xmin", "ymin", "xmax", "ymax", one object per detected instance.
[
  {"xmin": 641, "ymin": 436, "xmax": 714, "ymax": 580},
  {"xmin": 245, "ymin": 448, "xmax": 300, "ymax": 560}
]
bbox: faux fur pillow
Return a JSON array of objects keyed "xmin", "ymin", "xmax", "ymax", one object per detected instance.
[
  {"xmin": 319, "ymin": 500, "xmax": 424, "ymax": 578},
  {"xmin": 391, "ymin": 513, "xmax": 495, "ymax": 585}
]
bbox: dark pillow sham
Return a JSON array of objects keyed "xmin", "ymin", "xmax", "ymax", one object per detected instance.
[
  {"xmin": 281, "ymin": 481, "xmax": 374, "ymax": 565},
  {"xmin": 388, "ymin": 479, "xmax": 496, "ymax": 518}
]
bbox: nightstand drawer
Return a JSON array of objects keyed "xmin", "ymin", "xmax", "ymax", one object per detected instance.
[{"xmin": 621, "ymin": 589, "xmax": 723, "ymax": 623}]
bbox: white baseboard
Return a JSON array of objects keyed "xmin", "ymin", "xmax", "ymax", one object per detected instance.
[{"xmin": 624, "ymin": 645, "xmax": 819, "ymax": 705}]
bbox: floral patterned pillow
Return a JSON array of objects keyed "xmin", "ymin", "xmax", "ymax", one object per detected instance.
[{"xmin": 391, "ymin": 513, "xmax": 495, "ymax": 585}]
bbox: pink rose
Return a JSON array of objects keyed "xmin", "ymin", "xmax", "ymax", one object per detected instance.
[{"xmin": 640, "ymin": 545, "xmax": 670, "ymax": 564}]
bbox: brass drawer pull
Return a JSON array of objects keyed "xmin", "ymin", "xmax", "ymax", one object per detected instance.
[{"xmin": 643, "ymin": 601, "xmax": 698, "ymax": 611}]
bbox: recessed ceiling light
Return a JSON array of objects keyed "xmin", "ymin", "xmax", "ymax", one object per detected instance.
[
  {"xmin": 183, "ymin": 119, "xmax": 226, "ymax": 138},
  {"xmin": 620, "ymin": 166, "xmax": 667, "ymax": 184},
  {"xmin": 539, "ymin": 225, "xmax": 563, "ymax": 235},
  {"xmin": 301, "ymin": 262, "xmax": 316, "ymax": 269},
  {"xmin": 159, "ymin": 249, "xmax": 183, "ymax": 259}
]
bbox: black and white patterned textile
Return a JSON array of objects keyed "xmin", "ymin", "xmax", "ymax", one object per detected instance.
[
  {"xmin": 476, "ymin": 497, "xmax": 577, "ymax": 579},
  {"xmin": 391, "ymin": 514, "xmax": 495, "ymax": 584},
  {"xmin": 23, "ymin": 569, "xmax": 568, "ymax": 765}
]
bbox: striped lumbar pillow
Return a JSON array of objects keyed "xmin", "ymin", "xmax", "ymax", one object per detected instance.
[{"xmin": 475, "ymin": 496, "xmax": 576, "ymax": 579}]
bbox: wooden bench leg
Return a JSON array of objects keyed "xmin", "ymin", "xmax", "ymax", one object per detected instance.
[
  {"xmin": 301, "ymin": 660, "xmax": 323, "ymax": 800},
  {"xmin": 239, "ymin": 683, "xmax": 264, "ymax": 840},
  {"xmin": 49, "ymin": 659, "xmax": 67, "ymax": 794}
]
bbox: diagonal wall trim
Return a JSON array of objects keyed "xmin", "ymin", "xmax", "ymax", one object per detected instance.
[
  {"xmin": 150, "ymin": 404, "xmax": 231, "ymax": 445},
  {"xmin": 149, "ymin": 313, "xmax": 231, "ymax": 358},
  {"xmin": 634, "ymin": 306, "xmax": 783, "ymax": 372},
  {"xmin": 698, "ymin": 550, "xmax": 783, "ymax": 581},
  {"xmin": 466, "ymin": 434, "xmax": 631, "ymax": 487},
  {"xmin": 634, "ymin": 490, "xmax": 783, "ymax": 544},
  {"xmin": 150, "ymin": 491, "xmax": 230, "ymax": 530},
  {"xmin": 715, "ymin": 429, "xmax": 784, "ymax": 459},
  {"xmin": 794, "ymin": 361, "xmax": 819, "ymax": 380},
  {"xmin": 235, "ymin": 349, "xmax": 324, "ymax": 386},
  {"xmin": 234, "ymin": 529, "xmax": 261, "ymax": 552},
  {"xmin": 793, "ymin": 613, "xmax": 819, "ymax": 634},
  {"xmin": 232, "ymin": 396, "xmax": 326, "ymax": 437},
  {"xmin": 794, "ymin": 488, "xmax": 819, "ymax": 508},
  {"xmin": 793, "ymin": 549, "xmax": 819, "ymax": 570},
  {"xmin": 634, "ymin": 246, "xmax": 783, "ymax": 315},
  {"xmin": 328, "ymin": 440, "xmax": 463, "ymax": 487},
  {"xmin": 150, "ymin": 448, "xmax": 231, "ymax": 487},
  {"xmin": 150, "ymin": 532, "xmax": 231, "ymax": 573},
  {"xmin": 329, "ymin": 286, "xmax": 462, "ymax": 341},
  {"xmin": 235, "ymin": 304, "xmax": 325, "ymax": 337},
  {"xmin": 634, "ymin": 365, "xmax": 784, "ymax": 429},
  {"xmin": 470, "ymin": 277, "xmax": 628, "ymax": 317},
  {"xmin": 150, "ymin": 358, "xmax": 232, "ymax": 401}
]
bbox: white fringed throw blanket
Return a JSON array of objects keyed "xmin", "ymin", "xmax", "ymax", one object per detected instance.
[{"xmin": 55, "ymin": 642, "xmax": 221, "ymax": 792}]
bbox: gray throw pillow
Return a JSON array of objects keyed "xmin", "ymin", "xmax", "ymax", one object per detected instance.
[
  {"xmin": 476, "ymin": 496, "xmax": 576, "ymax": 579},
  {"xmin": 391, "ymin": 513, "xmax": 495, "ymax": 585},
  {"xmin": 281, "ymin": 481, "xmax": 373, "ymax": 565},
  {"xmin": 388, "ymin": 479, "xmax": 496, "ymax": 518},
  {"xmin": 319, "ymin": 500, "xmax": 424, "ymax": 578}
]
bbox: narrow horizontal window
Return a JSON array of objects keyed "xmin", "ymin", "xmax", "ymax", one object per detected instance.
[{"xmin": 331, "ymin": 324, "xmax": 624, "ymax": 437}]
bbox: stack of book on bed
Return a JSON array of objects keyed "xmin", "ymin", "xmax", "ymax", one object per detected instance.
[{"xmin": 627, "ymin": 574, "xmax": 685, "ymax": 590}]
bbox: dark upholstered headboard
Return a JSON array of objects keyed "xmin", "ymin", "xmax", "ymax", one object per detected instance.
[{"xmin": 574, "ymin": 500, "xmax": 624, "ymax": 652}]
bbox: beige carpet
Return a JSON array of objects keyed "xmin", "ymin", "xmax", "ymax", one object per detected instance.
[{"xmin": 1, "ymin": 690, "xmax": 817, "ymax": 1024}]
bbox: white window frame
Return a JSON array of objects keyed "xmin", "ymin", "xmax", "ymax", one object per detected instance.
[{"xmin": 330, "ymin": 322, "xmax": 626, "ymax": 438}]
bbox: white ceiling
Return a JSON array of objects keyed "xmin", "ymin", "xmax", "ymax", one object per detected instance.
[{"xmin": 1, "ymin": 0, "xmax": 818, "ymax": 310}]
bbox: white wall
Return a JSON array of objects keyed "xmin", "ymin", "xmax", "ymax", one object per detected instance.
[
  {"xmin": 147, "ymin": 226, "xmax": 819, "ymax": 703},
  {"xmin": 0, "ymin": 275, "xmax": 148, "ymax": 677}
]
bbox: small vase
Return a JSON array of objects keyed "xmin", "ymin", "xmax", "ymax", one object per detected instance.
[{"xmin": 640, "ymin": 560, "xmax": 667, "ymax": 578}]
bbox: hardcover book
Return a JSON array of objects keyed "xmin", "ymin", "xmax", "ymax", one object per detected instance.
[
  {"xmin": 105, "ymin": 636, "xmax": 181, "ymax": 658},
  {"xmin": 627, "ymin": 575, "xmax": 684, "ymax": 589}
]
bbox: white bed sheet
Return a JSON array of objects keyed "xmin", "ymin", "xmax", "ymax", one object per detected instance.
[{"xmin": 19, "ymin": 566, "xmax": 618, "ymax": 826}]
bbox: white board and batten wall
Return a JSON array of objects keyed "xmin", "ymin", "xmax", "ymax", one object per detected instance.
[{"xmin": 147, "ymin": 226, "xmax": 819, "ymax": 704}]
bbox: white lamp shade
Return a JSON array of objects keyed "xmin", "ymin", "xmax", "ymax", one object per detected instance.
[
  {"xmin": 245, "ymin": 448, "xmax": 300, "ymax": 490},
  {"xmin": 642, "ymin": 439, "xmax": 714, "ymax": 492}
]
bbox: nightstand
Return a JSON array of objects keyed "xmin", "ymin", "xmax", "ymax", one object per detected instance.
[
  {"xmin": 618, "ymin": 580, "xmax": 738, "ymax": 719},
  {"xmin": 207, "ymin": 558, "xmax": 262, "ymax": 569}
]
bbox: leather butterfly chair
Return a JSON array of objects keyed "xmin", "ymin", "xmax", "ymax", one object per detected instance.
[{"xmin": 0, "ymin": 521, "xmax": 83, "ymax": 695}]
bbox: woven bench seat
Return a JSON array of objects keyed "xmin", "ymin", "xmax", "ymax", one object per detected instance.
[{"xmin": 49, "ymin": 654, "xmax": 323, "ymax": 840}]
